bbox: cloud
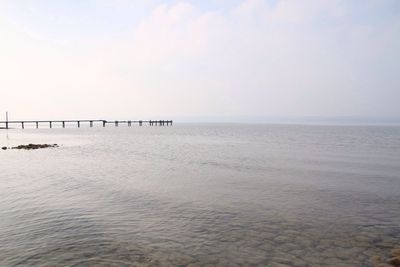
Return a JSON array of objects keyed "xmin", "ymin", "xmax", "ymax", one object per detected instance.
[
  {"xmin": 270, "ymin": 0, "xmax": 346, "ymax": 24},
  {"xmin": 0, "ymin": 0, "xmax": 399, "ymax": 119},
  {"xmin": 132, "ymin": 3, "xmax": 208, "ymax": 63}
]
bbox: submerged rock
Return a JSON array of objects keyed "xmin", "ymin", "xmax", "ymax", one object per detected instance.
[
  {"xmin": 372, "ymin": 256, "xmax": 383, "ymax": 266},
  {"xmin": 11, "ymin": 144, "xmax": 58, "ymax": 150},
  {"xmin": 1, "ymin": 147, "xmax": 6, "ymax": 150},
  {"xmin": 392, "ymin": 249, "xmax": 400, "ymax": 257},
  {"xmin": 371, "ymin": 246, "xmax": 400, "ymax": 267},
  {"xmin": 388, "ymin": 257, "xmax": 400, "ymax": 266}
]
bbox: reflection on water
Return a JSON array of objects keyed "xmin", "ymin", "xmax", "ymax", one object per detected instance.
[{"xmin": 0, "ymin": 124, "xmax": 400, "ymax": 266}]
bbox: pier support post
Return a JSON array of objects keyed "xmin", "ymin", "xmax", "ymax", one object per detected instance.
[
  {"xmin": 128, "ymin": 120, "xmax": 131, "ymax": 126},
  {"xmin": 5, "ymin": 111, "xmax": 8, "ymax": 129},
  {"xmin": 103, "ymin": 121, "xmax": 106, "ymax": 127},
  {"xmin": 90, "ymin": 121, "xmax": 93, "ymax": 127},
  {"xmin": 139, "ymin": 120, "xmax": 142, "ymax": 126},
  {"xmin": 62, "ymin": 121, "xmax": 65, "ymax": 128},
  {"xmin": 36, "ymin": 122, "xmax": 39, "ymax": 128},
  {"xmin": 21, "ymin": 122, "xmax": 24, "ymax": 129},
  {"xmin": 78, "ymin": 121, "xmax": 80, "ymax": 128},
  {"xmin": 49, "ymin": 122, "xmax": 52, "ymax": 128},
  {"xmin": 115, "ymin": 121, "xmax": 118, "ymax": 127}
]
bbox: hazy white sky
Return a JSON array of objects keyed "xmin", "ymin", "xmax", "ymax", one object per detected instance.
[{"xmin": 0, "ymin": 0, "xmax": 399, "ymax": 121}]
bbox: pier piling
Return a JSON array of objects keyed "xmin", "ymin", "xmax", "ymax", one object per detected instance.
[{"xmin": 5, "ymin": 112, "xmax": 8, "ymax": 129}]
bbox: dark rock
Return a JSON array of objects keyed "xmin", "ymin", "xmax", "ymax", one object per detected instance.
[
  {"xmin": 388, "ymin": 257, "xmax": 400, "ymax": 266},
  {"xmin": 11, "ymin": 144, "xmax": 58, "ymax": 150},
  {"xmin": 392, "ymin": 249, "xmax": 400, "ymax": 257},
  {"xmin": 1, "ymin": 146, "xmax": 7, "ymax": 150}
]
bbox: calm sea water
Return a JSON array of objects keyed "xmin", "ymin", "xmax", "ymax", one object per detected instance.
[{"xmin": 0, "ymin": 124, "xmax": 399, "ymax": 266}]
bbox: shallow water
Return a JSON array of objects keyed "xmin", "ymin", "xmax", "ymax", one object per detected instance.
[{"xmin": 0, "ymin": 124, "xmax": 399, "ymax": 266}]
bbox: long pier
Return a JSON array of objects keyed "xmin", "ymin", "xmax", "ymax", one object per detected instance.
[{"xmin": 0, "ymin": 119, "xmax": 173, "ymax": 129}]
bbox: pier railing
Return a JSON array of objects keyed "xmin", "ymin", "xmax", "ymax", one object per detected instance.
[{"xmin": 0, "ymin": 120, "xmax": 173, "ymax": 129}]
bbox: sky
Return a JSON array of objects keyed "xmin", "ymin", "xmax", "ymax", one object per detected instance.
[{"xmin": 0, "ymin": 0, "xmax": 399, "ymax": 122}]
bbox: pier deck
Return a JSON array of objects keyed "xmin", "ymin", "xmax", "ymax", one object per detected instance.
[{"xmin": 0, "ymin": 119, "xmax": 173, "ymax": 129}]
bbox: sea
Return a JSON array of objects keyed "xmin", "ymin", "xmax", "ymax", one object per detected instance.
[{"xmin": 0, "ymin": 124, "xmax": 399, "ymax": 266}]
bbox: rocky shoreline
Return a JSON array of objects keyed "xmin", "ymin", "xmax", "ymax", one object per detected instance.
[{"xmin": 1, "ymin": 144, "xmax": 59, "ymax": 150}]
